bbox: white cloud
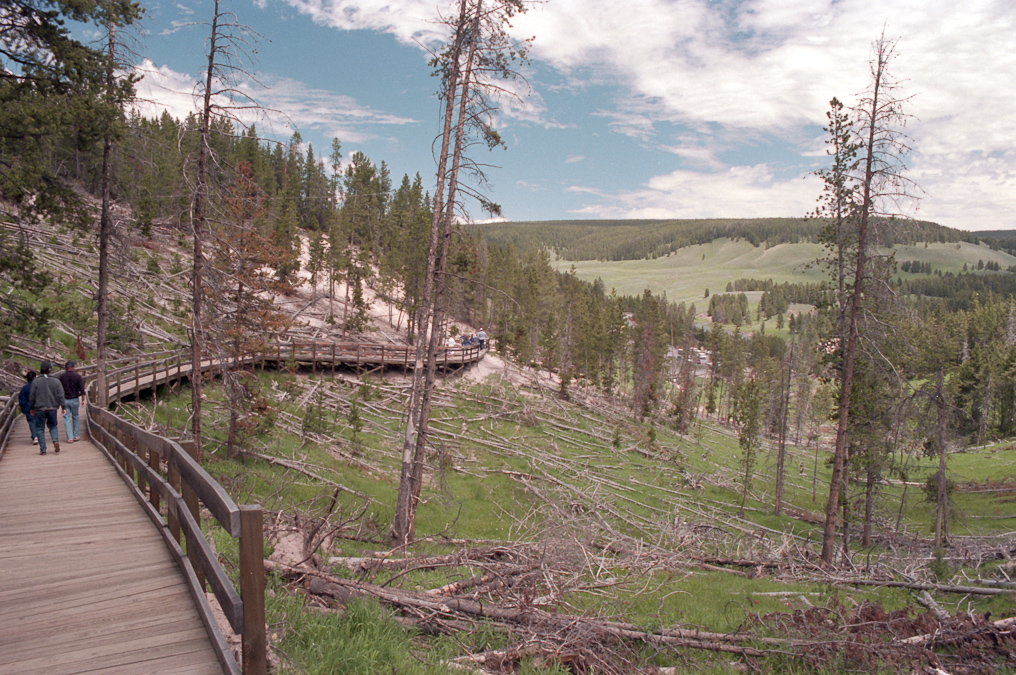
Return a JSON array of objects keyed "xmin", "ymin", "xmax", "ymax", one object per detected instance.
[
  {"xmin": 133, "ymin": 60, "xmax": 417, "ymax": 145},
  {"xmin": 133, "ymin": 60, "xmax": 199, "ymax": 121},
  {"xmin": 568, "ymin": 165, "xmax": 822, "ymax": 220},
  {"xmin": 280, "ymin": 0, "xmax": 449, "ymax": 47},
  {"xmin": 266, "ymin": 0, "xmax": 1015, "ymax": 228},
  {"xmin": 660, "ymin": 144, "xmax": 726, "ymax": 172}
]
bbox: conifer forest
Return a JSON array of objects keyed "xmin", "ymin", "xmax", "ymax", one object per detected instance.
[{"xmin": 4, "ymin": 2, "xmax": 1016, "ymax": 674}]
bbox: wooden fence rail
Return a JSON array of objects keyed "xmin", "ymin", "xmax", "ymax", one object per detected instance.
[
  {"xmin": 0, "ymin": 395, "xmax": 18, "ymax": 462},
  {"xmin": 3, "ymin": 337, "xmax": 486, "ymax": 672},
  {"xmin": 85, "ymin": 366, "xmax": 266, "ymax": 675}
]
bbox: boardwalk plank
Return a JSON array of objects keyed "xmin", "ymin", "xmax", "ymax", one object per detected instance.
[{"xmin": 0, "ymin": 416, "xmax": 226, "ymax": 675}]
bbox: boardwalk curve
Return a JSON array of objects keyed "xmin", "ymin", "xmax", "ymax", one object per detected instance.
[
  {"xmin": 0, "ymin": 337, "xmax": 474, "ymax": 673},
  {"xmin": 0, "ymin": 415, "xmax": 227, "ymax": 675}
]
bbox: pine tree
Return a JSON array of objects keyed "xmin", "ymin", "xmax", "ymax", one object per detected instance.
[
  {"xmin": 0, "ymin": 0, "xmax": 140, "ymax": 348},
  {"xmin": 821, "ymin": 32, "xmax": 918, "ymax": 564}
]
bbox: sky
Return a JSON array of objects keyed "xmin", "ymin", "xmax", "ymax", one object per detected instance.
[{"xmin": 124, "ymin": 0, "xmax": 1015, "ymax": 231}]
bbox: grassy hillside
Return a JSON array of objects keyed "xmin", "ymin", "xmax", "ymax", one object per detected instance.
[
  {"xmin": 127, "ymin": 367, "xmax": 1016, "ymax": 674},
  {"xmin": 7, "ymin": 216, "xmax": 1016, "ymax": 674},
  {"xmin": 552, "ymin": 239, "xmax": 1016, "ymax": 308},
  {"xmin": 474, "ymin": 218, "xmax": 972, "ymax": 263}
]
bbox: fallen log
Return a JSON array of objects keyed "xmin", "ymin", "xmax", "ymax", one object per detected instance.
[
  {"xmin": 247, "ymin": 450, "xmax": 373, "ymax": 500},
  {"xmin": 326, "ymin": 545, "xmax": 533, "ymax": 574},
  {"xmin": 899, "ymin": 615, "xmax": 1016, "ymax": 646},
  {"xmin": 830, "ymin": 577, "xmax": 1010, "ymax": 596},
  {"xmin": 266, "ymin": 560, "xmax": 791, "ymax": 658}
]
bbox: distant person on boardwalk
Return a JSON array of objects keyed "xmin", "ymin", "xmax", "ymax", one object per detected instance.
[
  {"xmin": 59, "ymin": 360, "xmax": 85, "ymax": 443},
  {"xmin": 29, "ymin": 360, "xmax": 64, "ymax": 455},
  {"xmin": 447, "ymin": 335, "xmax": 457, "ymax": 348},
  {"xmin": 477, "ymin": 328, "xmax": 487, "ymax": 350},
  {"xmin": 18, "ymin": 370, "xmax": 37, "ymax": 445}
]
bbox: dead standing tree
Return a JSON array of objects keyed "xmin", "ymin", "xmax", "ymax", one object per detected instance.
[
  {"xmin": 392, "ymin": 0, "xmax": 532, "ymax": 546},
  {"xmin": 820, "ymin": 32, "xmax": 918, "ymax": 565},
  {"xmin": 95, "ymin": 0, "xmax": 142, "ymax": 407},
  {"xmin": 205, "ymin": 161, "xmax": 292, "ymax": 460},
  {"xmin": 188, "ymin": 0, "xmax": 266, "ymax": 460}
]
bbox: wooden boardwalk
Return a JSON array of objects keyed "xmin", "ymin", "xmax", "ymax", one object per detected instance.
[
  {"xmin": 0, "ymin": 416, "xmax": 226, "ymax": 675},
  {"xmin": 103, "ymin": 341, "xmax": 487, "ymax": 403},
  {"xmin": 0, "ymin": 338, "xmax": 464, "ymax": 672}
]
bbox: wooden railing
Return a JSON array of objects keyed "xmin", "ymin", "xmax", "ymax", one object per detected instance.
[
  {"xmin": 261, "ymin": 339, "xmax": 486, "ymax": 372},
  {"xmin": 86, "ymin": 366, "xmax": 266, "ymax": 675},
  {"xmin": 2, "ymin": 337, "xmax": 486, "ymax": 673},
  {"xmin": 0, "ymin": 395, "xmax": 18, "ymax": 462}
]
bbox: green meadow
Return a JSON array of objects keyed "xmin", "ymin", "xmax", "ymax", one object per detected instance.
[{"xmin": 551, "ymin": 239, "xmax": 1016, "ymax": 307}]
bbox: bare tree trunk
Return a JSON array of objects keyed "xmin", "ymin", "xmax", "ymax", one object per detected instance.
[
  {"xmin": 392, "ymin": 0, "xmax": 471, "ymax": 547},
  {"xmin": 821, "ymin": 38, "xmax": 890, "ymax": 565},
  {"xmin": 934, "ymin": 369, "xmax": 949, "ymax": 549},
  {"xmin": 840, "ymin": 461, "xmax": 850, "ymax": 563},
  {"xmin": 774, "ymin": 341, "xmax": 792, "ymax": 515},
  {"xmin": 95, "ymin": 18, "xmax": 115, "ymax": 409},
  {"xmin": 393, "ymin": 0, "xmax": 527, "ymax": 545},
  {"xmin": 862, "ymin": 463, "xmax": 875, "ymax": 547},
  {"xmin": 190, "ymin": 0, "xmax": 221, "ymax": 463},
  {"xmin": 406, "ymin": 3, "xmax": 484, "ymax": 532}
]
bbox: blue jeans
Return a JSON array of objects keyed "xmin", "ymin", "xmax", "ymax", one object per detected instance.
[
  {"xmin": 34, "ymin": 409, "xmax": 59, "ymax": 452},
  {"xmin": 23, "ymin": 412, "xmax": 36, "ymax": 440},
  {"xmin": 63, "ymin": 397, "xmax": 80, "ymax": 440}
]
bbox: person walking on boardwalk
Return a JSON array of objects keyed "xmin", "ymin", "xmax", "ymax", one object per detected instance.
[
  {"xmin": 59, "ymin": 360, "xmax": 85, "ymax": 442},
  {"xmin": 477, "ymin": 328, "xmax": 487, "ymax": 351},
  {"xmin": 18, "ymin": 370, "xmax": 37, "ymax": 445},
  {"xmin": 29, "ymin": 361, "xmax": 64, "ymax": 455}
]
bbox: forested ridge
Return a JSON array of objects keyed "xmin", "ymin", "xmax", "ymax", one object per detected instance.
[
  {"xmin": 5, "ymin": 4, "xmax": 1016, "ymax": 674},
  {"xmin": 473, "ymin": 216, "xmax": 974, "ymax": 262}
]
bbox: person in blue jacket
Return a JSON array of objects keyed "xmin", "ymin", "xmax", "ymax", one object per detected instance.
[{"xmin": 18, "ymin": 370, "xmax": 37, "ymax": 445}]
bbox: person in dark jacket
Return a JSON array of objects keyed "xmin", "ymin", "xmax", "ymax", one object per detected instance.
[
  {"xmin": 29, "ymin": 360, "xmax": 64, "ymax": 455},
  {"xmin": 58, "ymin": 360, "xmax": 85, "ymax": 442},
  {"xmin": 18, "ymin": 370, "xmax": 37, "ymax": 445}
]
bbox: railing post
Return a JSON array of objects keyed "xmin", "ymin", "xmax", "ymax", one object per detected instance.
[
  {"xmin": 179, "ymin": 440, "xmax": 206, "ymax": 591},
  {"xmin": 148, "ymin": 447, "xmax": 161, "ymax": 512},
  {"xmin": 167, "ymin": 454, "xmax": 181, "ymax": 544},
  {"xmin": 239, "ymin": 505, "xmax": 267, "ymax": 675},
  {"xmin": 134, "ymin": 434, "xmax": 147, "ymax": 494}
]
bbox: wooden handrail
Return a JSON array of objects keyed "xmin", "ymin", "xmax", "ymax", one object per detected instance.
[
  {"xmin": 0, "ymin": 395, "xmax": 18, "ymax": 462},
  {"xmin": 85, "ymin": 371, "xmax": 266, "ymax": 675},
  {"xmin": 18, "ymin": 338, "xmax": 486, "ymax": 395},
  {"xmin": 3, "ymin": 337, "xmax": 487, "ymax": 674}
]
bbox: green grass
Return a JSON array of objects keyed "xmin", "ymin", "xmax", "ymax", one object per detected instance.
[
  {"xmin": 127, "ymin": 367, "xmax": 1016, "ymax": 673},
  {"xmin": 552, "ymin": 239, "xmax": 1016, "ymax": 312},
  {"xmin": 269, "ymin": 593, "xmax": 451, "ymax": 675}
]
